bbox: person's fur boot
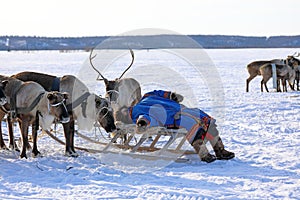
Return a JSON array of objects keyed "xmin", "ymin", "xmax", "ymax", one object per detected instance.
[
  {"xmin": 192, "ymin": 139, "xmax": 216, "ymax": 163},
  {"xmin": 213, "ymin": 138, "xmax": 235, "ymax": 160}
]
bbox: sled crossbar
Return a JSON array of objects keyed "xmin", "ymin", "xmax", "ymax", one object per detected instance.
[{"xmin": 102, "ymin": 123, "xmax": 195, "ymax": 155}]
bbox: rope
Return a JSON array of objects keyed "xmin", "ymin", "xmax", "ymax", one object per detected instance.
[
  {"xmin": 93, "ymin": 106, "xmax": 113, "ymax": 141},
  {"xmin": 94, "ymin": 124, "xmax": 110, "ymax": 141},
  {"xmin": 43, "ymin": 129, "xmax": 92, "ymax": 152}
]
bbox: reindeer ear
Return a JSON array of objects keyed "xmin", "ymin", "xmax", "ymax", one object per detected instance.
[
  {"xmin": 95, "ymin": 97, "xmax": 101, "ymax": 108},
  {"xmin": 1, "ymin": 80, "xmax": 9, "ymax": 89},
  {"xmin": 62, "ymin": 92, "xmax": 69, "ymax": 100},
  {"xmin": 47, "ymin": 93, "xmax": 54, "ymax": 100},
  {"xmin": 104, "ymin": 78, "xmax": 109, "ymax": 85}
]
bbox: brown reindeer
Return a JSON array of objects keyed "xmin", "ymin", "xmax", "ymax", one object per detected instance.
[
  {"xmin": 89, "ymin": 49, "xmax": 142, "ymax": 124},
  {"xmin": 286, "ymin": 53, "xmax": 300, "ymax": 90},
  {"xmin": 259, "ymin": 62, "xmax": 296, "ymax": 92},
  {"xmin": 11, "ymin": 72, "xmax": 117, "ymax": 157},
  {"xmin": 0, "ymin": 76, "xmax": 70, "ymax": 158},
  {"xmin": 246, "ymin": 59, "xmax": 285, "ymax": 92}
]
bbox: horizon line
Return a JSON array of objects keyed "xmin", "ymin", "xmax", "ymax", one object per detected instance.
[{"xmin": 1, "ymin": 34, "xmax": 300, "ymax": 38}]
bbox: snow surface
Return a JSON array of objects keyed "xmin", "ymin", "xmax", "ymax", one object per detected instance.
[{"xmin": 0, "ymin": 48, "xmax": 299, "ymax": 199}]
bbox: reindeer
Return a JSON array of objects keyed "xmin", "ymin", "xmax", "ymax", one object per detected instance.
[
  {"xmin": 89, "ymin": 49, "xmax": 142, "ymax": 124},
  {"xmin": 286, "ymin": 53, "xmax": 300, "ymax": 90},
  {"xmin": 0, "ymin": 76, "xmax": 70, "ymax": 158},
  {"xmin": 10, "ymin": 72, "xmax": 117, "ymax": 157},
  {"xmin": 246, "ymin": 59, "xmax": 285, "ymax": 92},
  {"xmin": 259, "ymin": 61, "xmax": 296, "ymax": 92}
]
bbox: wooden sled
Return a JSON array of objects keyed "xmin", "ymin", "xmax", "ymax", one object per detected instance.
[{"xmin": 43, "ymin": 122, "xmax": 196, "ymax": 162}]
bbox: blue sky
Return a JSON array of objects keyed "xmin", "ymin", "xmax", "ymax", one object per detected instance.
[{"xmin": 0, "ymin": 0, "xmax": 298, "ymax": 37}]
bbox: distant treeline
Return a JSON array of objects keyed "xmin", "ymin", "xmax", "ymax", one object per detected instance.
[{"xmin": 1, "ymin": 35, "xmax": 300, "ymax": 51}]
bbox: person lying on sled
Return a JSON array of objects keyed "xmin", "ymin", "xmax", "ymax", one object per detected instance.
[{"xmin": 116, "ymin": 90, "xmax": 235, "ymax": 163}]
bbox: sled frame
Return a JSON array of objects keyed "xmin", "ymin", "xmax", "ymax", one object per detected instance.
[
  {"xmin": 100, "ymin": 123, "xmax": 195, "ymax": 155},
  {"xmin": 42, "ymin": 122, "xmax": 196, "ymax": 162}
]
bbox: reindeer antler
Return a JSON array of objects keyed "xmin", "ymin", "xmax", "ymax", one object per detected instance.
[
  {"xmin": 119, "ymin": 49, "xmax": 134, "ymax": 79},
  {"xmin": 89, "ymin": 48, "xmax": 107, "ymax": 81},
  {"xmin": 291, "ymin": 52, "xmax": 300, "ymax": 57}
]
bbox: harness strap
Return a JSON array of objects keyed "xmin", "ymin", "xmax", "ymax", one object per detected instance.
[
  {"xmin": 10, "ymin": 83, "xmax": 24, "ymax": 118},
  {"xmin": 66, "ymin": 92, "xmax": 90, "ymax": 117},
  {"xmin": 51, "ymin": 77, "xmax": 60, "ymax": 91},
  {"xmin": 0, "ymin": 104, "xmax": 10, "ymax": 113}
]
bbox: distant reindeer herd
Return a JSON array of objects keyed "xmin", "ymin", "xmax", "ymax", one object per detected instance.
[
  {"xmin": 0, "ymin": 48, "xmax": 299, "ymax": 159},
  {"xmin": 246, "ymin": 52, "xmax": 300, "ymax": 92}
]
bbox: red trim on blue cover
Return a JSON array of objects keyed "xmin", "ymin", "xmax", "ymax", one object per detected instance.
[
  {"xmin": 129, "ymin": 107, "xmax": 133, "ymax": 119},
  {"xmin": 163, "ymin": 91, "xmax": 170, "ymax": 99}
]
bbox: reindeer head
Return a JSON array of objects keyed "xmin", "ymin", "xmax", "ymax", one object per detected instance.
[
  {"xmin": 104, "ymin": 78, "xmax": 121, "ymax": 102},
  {"xmin": 95, "ymin": 95, "xmax": 116, "ymax": 133},
  {"xmin": 47, "ymin": 91, "xmax": 70, "ymax": 123},
  {"xmin": 0, "ymin": 80, "xmax": 8, "ymax": 106},
  {"xmin": 287, "ymin": 52, "xmax": 300, "ymax": 68},
  {"xmin": 89, "ymin": 48, "xmax": 134, "ymax": 103}
]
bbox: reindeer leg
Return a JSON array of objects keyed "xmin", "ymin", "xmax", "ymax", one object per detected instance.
[
  {"xmin": 246, "ymin": 79, "xmax": 250, "ymax": 92},
  {"xmin": 277, "ymin": 79, "xmax": 281, "ymax": 92},
  {"xmin": 288, "ymin": 79, "xmax": 294, "ymax": 91},
  {"xmin": 261, "ymin": 77, "xmax": 271, "ymax": 93},
  {"xmin": 0, "ymin": 123, "xmax": 6, "ymax": 149},
  {"xmin": 284, "ymin": 80, "xmax": 289, "ymax": 92},
  {"xmin": 296, "ymin": 72, "xmax": 300, "ymax": 91},
  {"xmin": 7, "ymin": 115, "xmax": 14, "ymax": 149},
  {"xmin": 19, "ymin": 116, "xmax": 29, "ymax": 159},
  {"xmin": 32, "ymin": 113, "xmax": 41, "ymax": 157},
  {"xmin": 264, "ymin": 82, "xmax": 269, "ymax": 92},
  {"xmin": 261, "ymin": 79, "xmax": 264, "ymax": 92},
  {"xmin": 17, "ymin": 120, "xmax": 31, "ymax": 150},
  {"xmin": 69, "ymin": 116, "xmax": 78, "ymax": 157},
  {"xmin": 246, "ymin": 75, "xmax": 256, "ymax": 92},
  {"xmin": 62, "ymin": 122, "xmax": 72, "ymax": 156},
  {"xmin": 0, "ymin": 113, "xmax": 8, "ymax": 150},
  {"xmin": 6, "ymin": 115, "xmax": 20, "ymax": 151},
  {"xmin": 62, "ymin": 117, "xmax": 78, "ymax": 157}
]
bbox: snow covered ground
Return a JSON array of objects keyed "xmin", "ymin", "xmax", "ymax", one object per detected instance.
[{"xmin": 0, "ymin": 48, "xmax": 299, "ymax": 199}]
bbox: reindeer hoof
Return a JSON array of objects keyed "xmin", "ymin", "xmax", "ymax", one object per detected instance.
[
  {"xmin": 64, "ymin": 151, "xmax": 79, "ymax": 157},
  {"xmin": 0, "ymin": 144, "xmax": 9, "ymax": 150},
  {"xmin": 17, "ymin": 139, "xmax": 32, "ymax": 151},
  {"xmin": 19, "ymin": 154, "xmax": 27, "ymax": 159},
  {"xmin": 9, "ymin": 144, "xmax": 20, "ymax": 152},
  {"xmin": 32, "ymin": 150, "xmax": 42, "ymax": 158}
]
